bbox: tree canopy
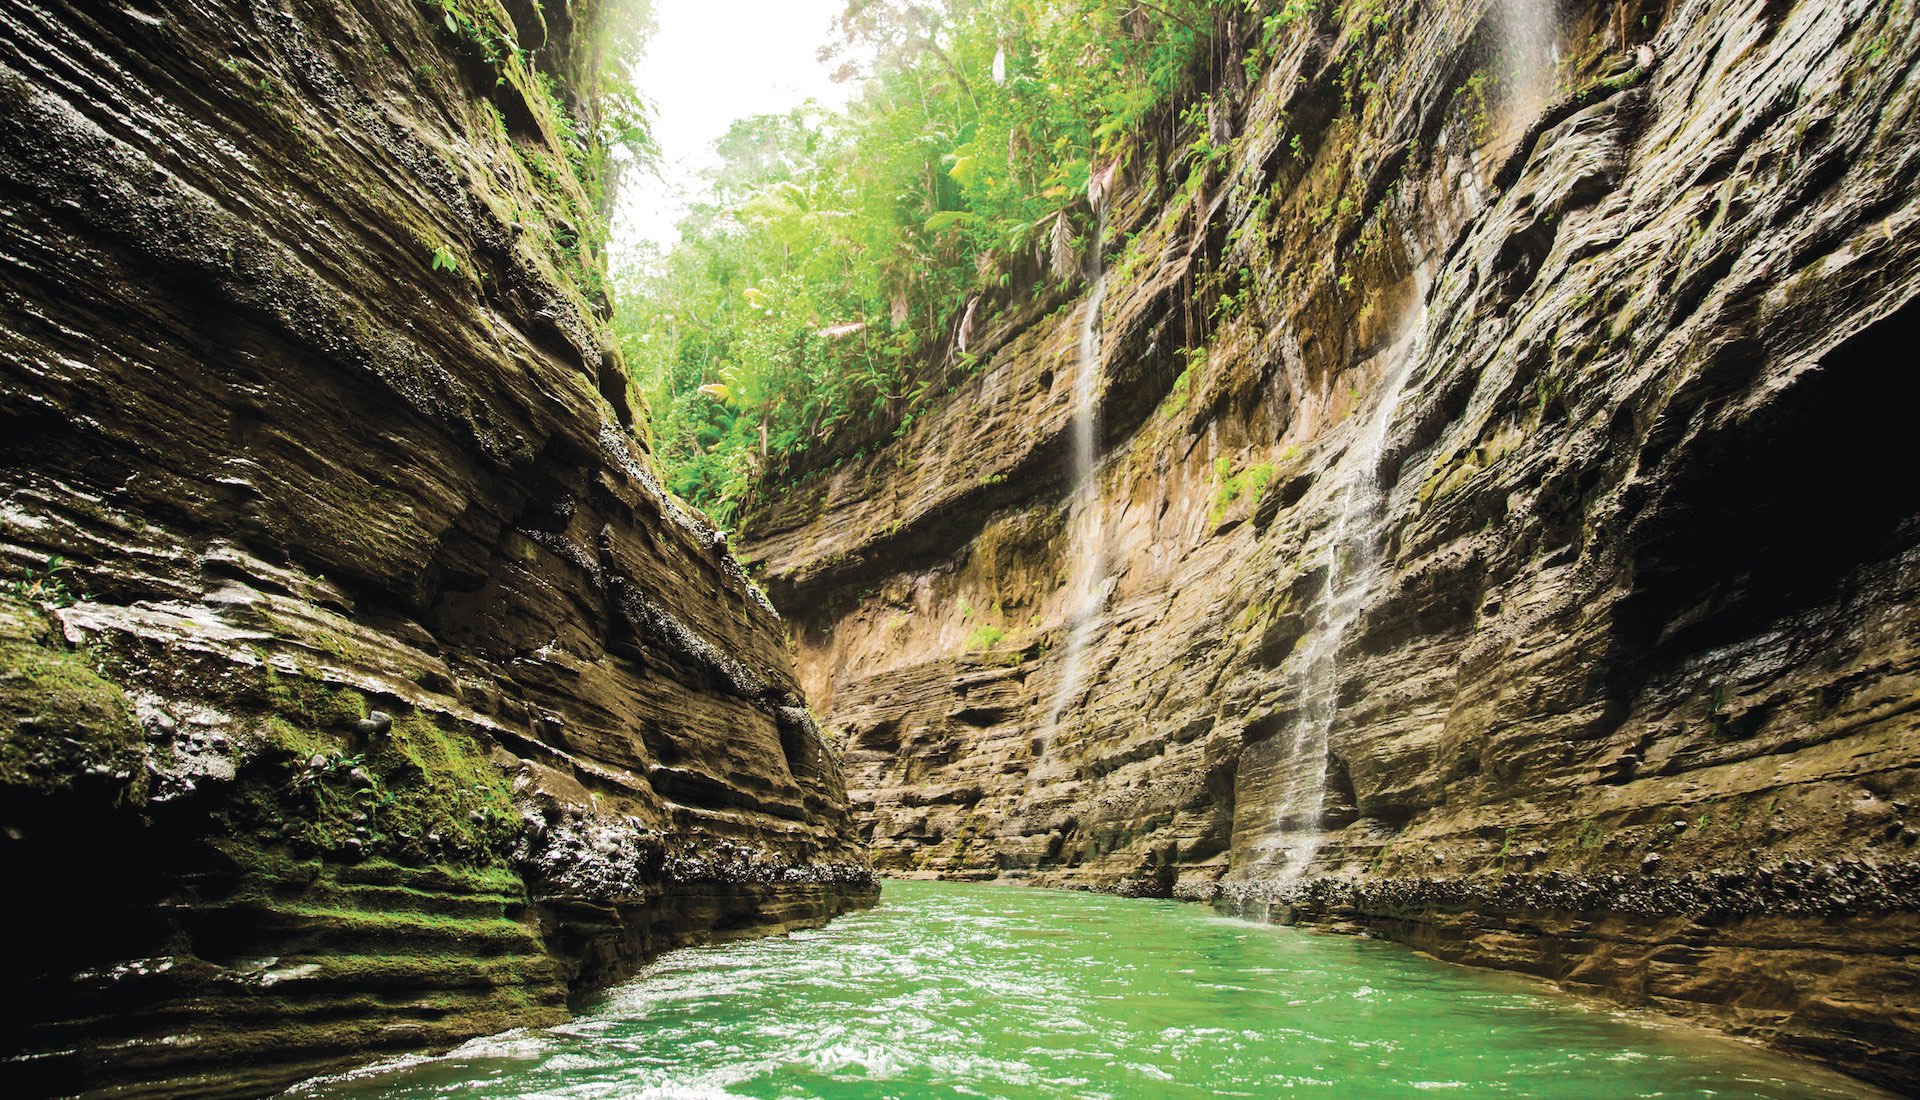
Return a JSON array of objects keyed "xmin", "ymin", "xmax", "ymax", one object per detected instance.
[{"xmin": 617, "ymin": 0, "xmax": 1236, "ymax": 528}]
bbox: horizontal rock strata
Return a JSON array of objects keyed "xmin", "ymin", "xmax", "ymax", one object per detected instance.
[
  {"xmin": 741, "ymin": 0, "xmax": 1920, "ymax": 1090},
  {"xmin": 0, "ymin": 2, "xmax": 871, "ymax": 1096}
]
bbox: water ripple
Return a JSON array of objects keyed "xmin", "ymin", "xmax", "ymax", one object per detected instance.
[{"xmin": 289, "ymin": 881, "xmax": 1877, "ymax": 1100}]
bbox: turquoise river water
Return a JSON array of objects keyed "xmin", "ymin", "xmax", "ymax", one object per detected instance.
[{"xmin": 291, "ymin": 880, "xmax": 1875, "ymax": 1099}]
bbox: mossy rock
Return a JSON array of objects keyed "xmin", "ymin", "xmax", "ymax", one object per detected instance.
[
  {"xmin": 246, "ymin": 679, "xmax": 517, "ymax": 867},
  {"xmin": 0, "ymin": 594, "xmax": 145, "ymax": 804}
]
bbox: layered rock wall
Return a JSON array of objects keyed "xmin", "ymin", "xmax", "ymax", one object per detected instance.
[
  {"xmin": 742, "ymin": 0, "xmax": 1920, "ymax": 1089},
  {"xmin": 0, "ymin": 2, "xmax": 870, "ymax": 1096}
]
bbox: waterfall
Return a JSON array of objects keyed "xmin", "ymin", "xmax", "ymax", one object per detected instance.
[
  {"xmin": 1494, "ymin": 0, "xmax": 1561, "ymax": 111},
  {"xmin": 1040, "ymin": 213, "xmax": 1110, "ymax": 748},
  {"xmin": 1271, "ymin": 264, "xmax": 1432, "ymax": 884}
]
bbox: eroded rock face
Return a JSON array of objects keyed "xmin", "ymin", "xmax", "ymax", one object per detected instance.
[
  {"xmin": 0, "ymin": 2, "xmax": 870, "ymax": 1095},
  {"xmin": 742, "ymin": 0, "xmax": 1920, "ymax": 1090}
]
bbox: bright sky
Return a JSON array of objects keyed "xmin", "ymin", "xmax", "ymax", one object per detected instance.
[{"xmin": 609, "ymin": 0, "xmax": 852, "ymax": 267}]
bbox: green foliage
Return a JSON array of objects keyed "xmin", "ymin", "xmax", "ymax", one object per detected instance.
[
  {"xmin": 1459, "ymin": 69, "xmax": 1493, "ymax": 141},
  {"xmin": 3, "ymin": 556, "xmax": 86, "ymax": 607},
  {"xmin": 1209, "ymin": 459, "xmax": 1277, "ymax": 524},
  {"xmin": 1266, "ymin": 0, "xmax": 1319, "ymax": 33},
  {"xmin": 426, "ymin": 0, "xmax": 658, "ymax": 310},
  {"xmin": 621, "ymin": 0, "xmax": 1227, "ymax": 526},
  {"xmin": 1160, "ymin": 363, "xmax": 1194, "ymax": 420},
  {"xmin": 1576, "ymin": 819, "xmax": 1604, "ymax": 851},
  {"xmin": 434, "ymin": 0, "xmax": 522, "ymax": 68},
  {"xmin": 965, "ymin": 624, "xmax": 1006, "ymax": 651},
  {"xmin": 1210, "ymin": 266, "xmax": 1253, "ymax": 321}
]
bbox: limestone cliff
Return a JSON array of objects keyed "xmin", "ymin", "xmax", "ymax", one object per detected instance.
[
  {"xmin": 0, "ymin": 2, "xmax": 871, "ymax": 1096},
  {"xmin": 741, "ymin": 0, "xmax": 1920, "ymax": 1090}
]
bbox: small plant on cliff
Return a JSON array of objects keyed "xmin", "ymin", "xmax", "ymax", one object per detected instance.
[
  {"xmin": 1209, "ymin": 460, "xmax": 1277, "ymax": 525},
  {"xmin": 1576, "ymin": 819, "xmax": 1604, "ymax": 850},
  {"xmin": 1459, "ymin": 69, "xmax": 1494, "ymax": 142},
  {"xmin": 290, "ymin": 750, "xmax": 371, "ymax": 803},
  {"xmin": 432, "ymin": 0, "xmax": 524, "ymax": 70},
  {"xmin": 430, "ymin": 245, "xmax": 459, "ymax": 274},
  {"xmin": 5, "ymin": 557, "xmax": 86, "ymax": 607},
  {"xmin": 965, "ymin": 625, "xmax": 1006, "ymax": 651}
]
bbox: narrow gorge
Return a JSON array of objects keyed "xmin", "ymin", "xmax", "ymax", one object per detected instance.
[
  {"xmin": 0, "ymin": 2, "xmax": 870, "ymax": 1096},
  {"xmin": 2, "ymin": 0, "xmax": 1917, "ymax": 1096},
  {"xmin": 739, "ymin": 0, "xmax": 1920, "ymax": 1092}
]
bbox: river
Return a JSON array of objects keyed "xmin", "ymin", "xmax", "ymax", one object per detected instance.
[{"xmin": 290, "ymin": 880, "xmax": 1872, "ymax": 1099}]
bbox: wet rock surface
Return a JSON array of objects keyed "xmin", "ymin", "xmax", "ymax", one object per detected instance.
[
  {"xmin": 0, "ymin": 2, "xmax": 870, "ymax": 1096},
  {"xmin": 741, "ymin": 0, "xmax": 1920, "ymax": 1090}
]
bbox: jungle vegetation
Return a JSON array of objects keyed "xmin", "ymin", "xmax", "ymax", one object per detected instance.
[{"xmin": 617, "ymin": 0, "xmax": 1261, "ymax": 527}]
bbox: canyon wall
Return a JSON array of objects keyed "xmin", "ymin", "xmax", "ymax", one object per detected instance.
[
  {"xmin": 0, "ymin": 2, "xmax": 871, "ymax": 1096},
  {"xmin": 741, "ymin": 0, "xmax": 1920, "ymax": 1090}
]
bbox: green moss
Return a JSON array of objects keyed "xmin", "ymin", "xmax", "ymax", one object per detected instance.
[
  {"xmin": 1160, "ymin": 364, "xmax": 1194, "ymax": 421},
  {"xmin": 1233, "ymin": 590, "xmax": 1293, "ymax": 634},
  {"xmin": 1209, "ymin": 460, "xmax": 1277, "ymax": 525},
  {"xmin": 249, "ymin": 666, "xmax": 515, "ymax": 866},
  {"xmin": 265, "ymin": 665, "xmax": 366, "ymax": 730},
  {"xmin": 199, "ymin": 853, "xmax": 551, "ymax": 998},
  {"xmin": 364, "ymin": 710, "xmax": 517, "ymax": 860},
  {"xmin": 311, "ymin": 628, "xmax": 362, "ymax": 664},
  {"xmin": 193, "ymin": 843, "xmax": 563, "ymax": 1029},
  {"xmin": 0, "ymin": 594, "xmax": 145, "ymax": 802},
  {"xmin": 262, "ymin": 715, "xmax": 348, "ymax": 765}
]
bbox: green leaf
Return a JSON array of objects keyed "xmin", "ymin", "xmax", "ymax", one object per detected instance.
[
  {"xmin": 946, "ymin": 154, "xmax": 980, "ymax": 186},
  {"xmin": 923, "ymin": 210, "xmax": 978, "ymax": 234}
]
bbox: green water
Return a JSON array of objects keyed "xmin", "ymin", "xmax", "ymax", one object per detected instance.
[{"xmin": 291, "ymin": 880, "xmax": 1872, "ymax": 1099}]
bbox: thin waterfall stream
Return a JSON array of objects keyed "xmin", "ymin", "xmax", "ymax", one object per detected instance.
[
  {"xmin": 1496, "ymin": 0, "xmax": 1562, "ymax": 119},
  {"xmin": 1040, "ymin": 211, "xmax": 1110, "ymax": 749},
  {"xmin": 1271, "ymin": 264, "xmax": 1432, "ymax": 883}
]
